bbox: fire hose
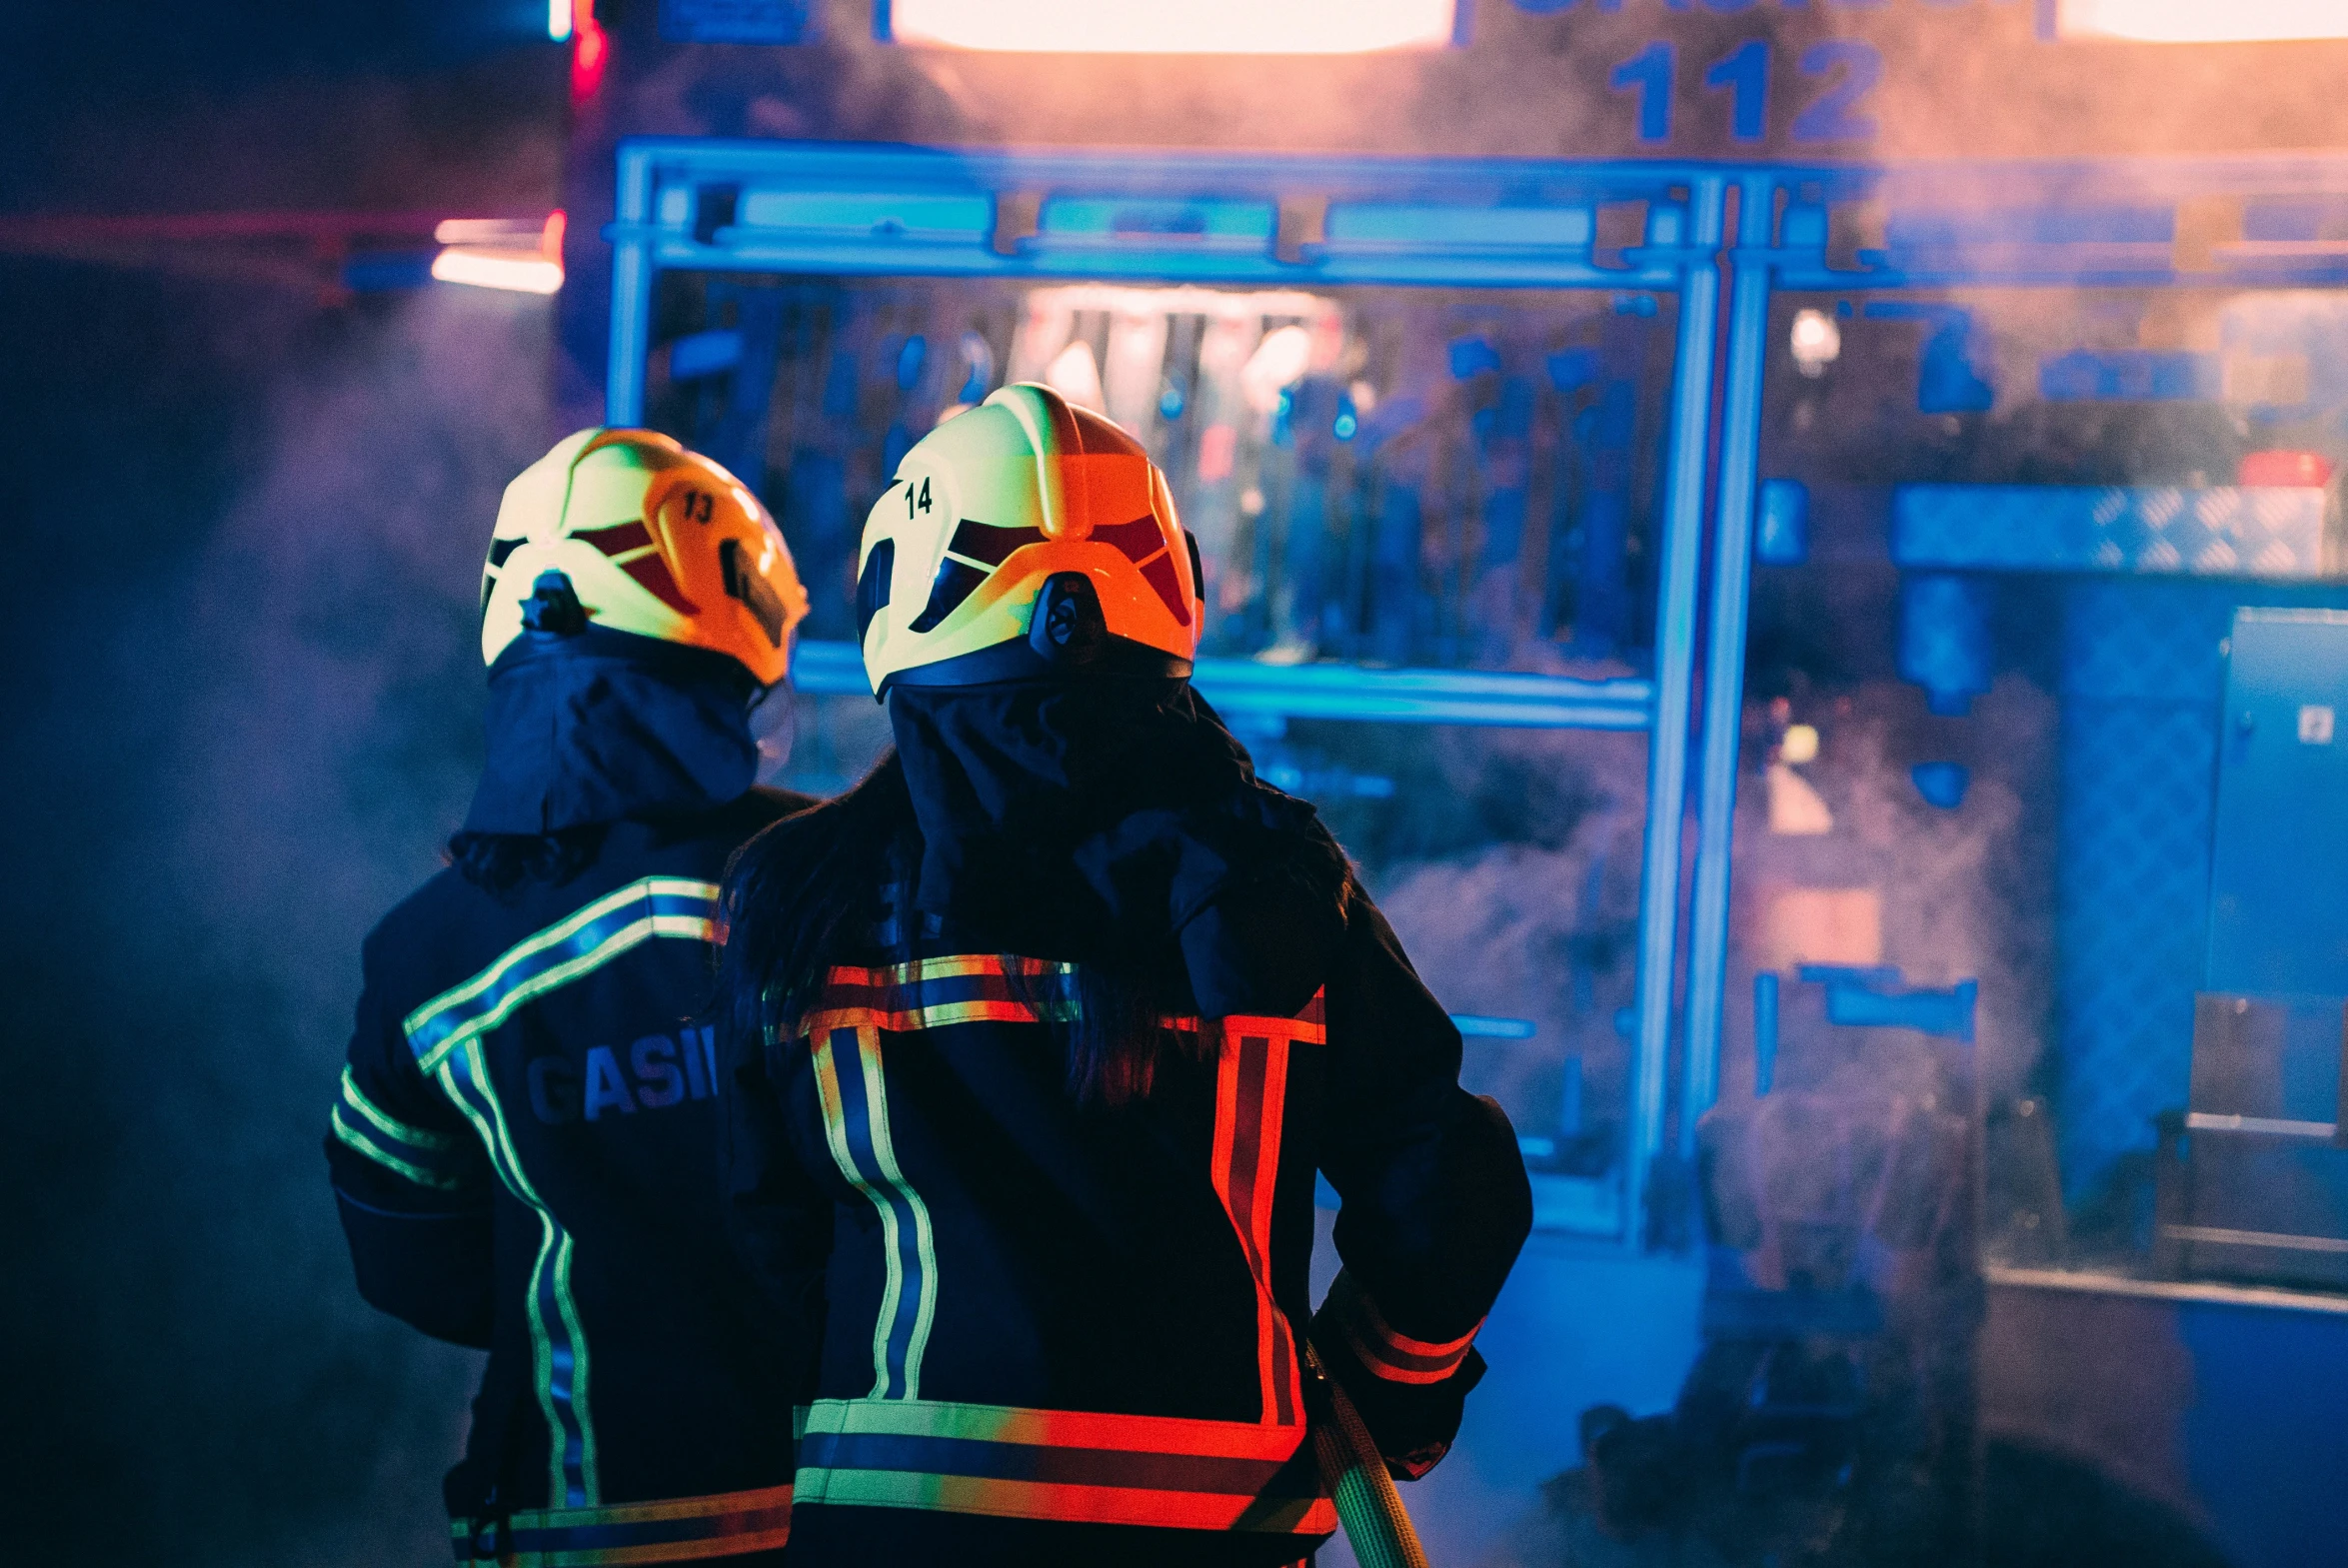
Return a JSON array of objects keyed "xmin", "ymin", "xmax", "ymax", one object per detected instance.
[{"xmin": 1304, "ymin": 1342, "xmax": 1432, "ymax": 1568}]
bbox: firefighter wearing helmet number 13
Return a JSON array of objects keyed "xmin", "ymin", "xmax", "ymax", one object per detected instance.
[
  {"xmin": 328, "ymin": 428, "xmax": 815, "ymax": 1567},
  {"xmin": 718, "ymin": 383, "xmax": 1532, "ymax": 1567}
]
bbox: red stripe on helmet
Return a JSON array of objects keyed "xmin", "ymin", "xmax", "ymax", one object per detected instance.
[{"xmin": 620, "ymin": 554, "xmax": 699, "ymax": 615}]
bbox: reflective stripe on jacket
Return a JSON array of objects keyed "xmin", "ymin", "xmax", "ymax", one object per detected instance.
[
  {"xmin": 327, "ymin": 794, "xmax": 810, "ymax": 1552},
  {"xmin": 727, "ymin": 889, "xmax": 1532, "ymax": 1564}
]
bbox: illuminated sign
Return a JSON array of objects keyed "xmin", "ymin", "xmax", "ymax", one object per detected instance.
[
  {"xmin": 616, "ymin": 0, "xmax": 2348, "ymax": 162},
  {"xmin": 878, "ymin": 0, "xmax": 1463, "ymax": 53},
  {"xmin": 2057, "ymin": 0, "xmax": 2348, "ymax": 41},
  {"xmin": 1491, "ymin": 0, "xmax": 2348, "ymax": 158}
]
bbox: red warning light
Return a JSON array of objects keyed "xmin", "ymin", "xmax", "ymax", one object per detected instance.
[{"xmin": 571, "ymin": 1, "xmax": 608, "ymax": 100}]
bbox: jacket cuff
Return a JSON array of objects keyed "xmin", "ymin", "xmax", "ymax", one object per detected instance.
[
  {"xmin": 1319, "ymin": 1266, "xmax": 1482, "ymax": 1384},
  {"xmin": 1310, "ymin": 1270, "xmax": 1488, "ymax": 1480}
]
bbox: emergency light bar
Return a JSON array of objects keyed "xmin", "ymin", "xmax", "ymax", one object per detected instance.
[{"xmin": 880, "ymin": 0, "xmax": 1462, "ymax": 54}]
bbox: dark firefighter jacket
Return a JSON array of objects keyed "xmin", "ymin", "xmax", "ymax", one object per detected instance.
[
  {"xmin": 326, "ymin": 625, "xmax": 812, "ymax": 1566},
  {"xmin": 724, "ymin": 680, "xmax": 1534, "ymax": 1568}
]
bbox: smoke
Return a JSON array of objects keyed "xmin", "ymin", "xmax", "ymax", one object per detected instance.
[
  {"xmin": 1721, "ymin": 674, "xmax": 2060, "ymax": 1113},
  {"xmin": 172, "ymin": 288, "xmax": 554, "ymax": 1567},
  {"xmin": 1360, "ymin": 728, "xmax": 1652, "ymax": 1147},
  {"xmin": 0, "ymin": 268, "xmax": 555, "ymax": 1566},
  {"xmin": 14, "ymin": 7, "xmax": 2337, "ymax": 1563}
]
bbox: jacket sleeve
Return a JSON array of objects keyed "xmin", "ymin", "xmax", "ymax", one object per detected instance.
[
  {"xmin": 324, "ymin": 927, "xmax": 497, "ymax": 1349},
  {"xmin": 1313, "ymin": 886, "xmax": 1533, "ymax": 1480},
  {"xmin": 720, "ymin": 1021, "xmax": 835, "ymax": 1402}
]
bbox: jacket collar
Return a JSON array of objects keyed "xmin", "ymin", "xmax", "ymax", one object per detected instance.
[{"xmin": 463, "ymin": 625, "xmax": 758, "ymax": 834}]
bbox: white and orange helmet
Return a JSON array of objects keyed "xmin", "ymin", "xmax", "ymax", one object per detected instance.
[
  {"xmin": 854, "ymin": 383, "xmax": 1201, "ymax": 695},
  {"xmin": 481, "ymin": 429, "xmax": 809, "ymax": 685}
]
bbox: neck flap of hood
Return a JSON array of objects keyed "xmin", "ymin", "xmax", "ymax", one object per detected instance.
[
  {"xmin": 886, "ymin": 678, "xmax": 1349, "ymax": 1017},
  {"xmin": 465, "ymin": 625, "xmax": 758, "ymax": 835}
]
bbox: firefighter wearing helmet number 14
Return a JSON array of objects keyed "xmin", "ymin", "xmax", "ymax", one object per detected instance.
[{"xmin": 854, "ymin": 382, "xmax": 1204, "ymax": 695}]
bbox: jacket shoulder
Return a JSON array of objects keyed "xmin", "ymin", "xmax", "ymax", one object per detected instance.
[{"xmin": 359, "ymin": 864, "xmax": 501, "ymax": 1027}]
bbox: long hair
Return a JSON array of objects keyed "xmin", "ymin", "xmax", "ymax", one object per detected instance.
[
  {"xmin": 1020, "ymin": 964, "xmax": 1197, "ymax": 1107},
  {"xmin": 719, "ymin": 750, "xmax": 1202, "ymax": 1106},
  {"xmin": 720, "ymin": 751, "xmax": 917, "ymax": 1058}
]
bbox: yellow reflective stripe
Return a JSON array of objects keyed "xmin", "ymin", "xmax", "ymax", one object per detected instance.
[
  {"xmin": 526, "ymin": 1210, "xmax": 569, "ymax": 1507},
  {"xmin": 855, "ymin": 1033, "xmax": 938, "ymax": 1400},
  {"xmin": 398, "ymin": 883, "xmax": 721, "ymax": 1510},
  {"xmin": 797, "ymin": 953, "xmax": 1080, "ymax": 1038},
  {"xmin": 861, "ymin": 952, "xmax": 1067, "ymax": 983},
  {"xmin": 473, "ymin": 1033, "xmax": 601, "ymax": 1506},
  {"xmin": 792, "ymin": 1397, "xmax": 1334, "ymax": 1535},
  {"xmin": 340, "ymin": 1066, "xmax": 459, "ymax": 1152},
  {"xmin": 408, "ymin": 875, "xmax": 718, "ymax": 1029},
  {"xmin": 435, "ymin": 1036, "xmax": 601, "ymax": 1507},
  {"xmin": 811, "ymin": 1026, "xmax": 942, "ymax": 1400},
  {"xmin": 802, "ymin": 1396, "xmax": 1300, "ymax": 1449},
  {"xmin": 415, "ymin": 906, "xmax": 717, "ymax": 1075},
  {"xmin": 479, "ymin": 1483, "xmax": 797, "ymax": 1532},
  {"xmin": 405, "ymin": 878, "xmax": 719, "ymax": 1072},
  {"xmin": 812, "ymin": 1030, "xmax": 906, "ymax": 1400},
  {"xmin": 553, "ymin": 1224, "xmax": 596, "ymax": 1503},
  {"xmin": 452, "ymin": 1484, "xmax": 794, "ymax": 1566},
  {"xmin": 469, "ymin": 1530, "xmax": 797, "ymax": 1567},
  {"xmin": 330, "ymin": 1105, "xmax": 469, "ymax": 1191},
  {"xmin": 429, "ymin": 1047, "xmax": 567, "ymax": 1504}
]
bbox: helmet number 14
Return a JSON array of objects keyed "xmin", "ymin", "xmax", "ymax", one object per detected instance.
[{"xmin": 906, "ymin": 478, "xmax": 933, "ymax": 518}]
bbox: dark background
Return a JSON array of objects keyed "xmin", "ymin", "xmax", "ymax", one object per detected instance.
[{"xmin": 0, "ymin": 6, "xmax": 567, "ymax": 1561}]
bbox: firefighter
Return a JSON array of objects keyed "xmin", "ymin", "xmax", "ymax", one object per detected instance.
[
  {"xmin": 325, "ymin": 430, "xmax": 814, "ymax": 1565},
  {"xmin": 719, "ymin": 385, "xmax": 1534, "ymax": 1567}
]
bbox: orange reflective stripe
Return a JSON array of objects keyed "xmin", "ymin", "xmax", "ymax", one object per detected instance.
[
  {"xmin": 1323, "ymin": 1268, "xmax": 1482, "ymax": 1385},
  {"xmin": 1208, "ymin": 992, "xmax": 1322, "ymax": 1428},
  {"xmin": 1200, "ymin": 994, "xmax": 1327, "ymax": 1043},
  {"xmin": 798, "ymin": 954, "xmax": 1078, "ymax": 1037},
  {"xmin": 451, "ymin": 1484, "xmax": 793, "ymax": 1565}
]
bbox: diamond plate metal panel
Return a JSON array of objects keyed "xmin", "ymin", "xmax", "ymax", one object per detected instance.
[
  {"xmin": 2055, "ymin": 696, "xmax": 2218, "ymax": 1195},
  {"xmin": 2058, "ymin": 580, "xmax": 2237, "ymax": 703},
  {"xmin": 1893, "ymin": 485, "xmax": 2330, "ymax": 577},
  {"xmin": 2053, "ymin": 584, "xmax": 2348, "ymax": 1202}
]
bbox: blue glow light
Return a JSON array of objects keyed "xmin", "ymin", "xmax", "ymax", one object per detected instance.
[
  {"xmin": 1452, "ymin": 1015, "xmax": 1539, "ymax": 1039},
  {"xmin": 788, "ymin": 640, "xmax": 1655, "ymax": 730}
]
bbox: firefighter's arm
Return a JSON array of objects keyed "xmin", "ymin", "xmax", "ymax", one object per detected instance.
[
  {"xmin": 721, "ymin": 1020, "xmax": 834, "ymax": 1399},
  {"xmin": 324, "ymin": 930, "xmax": 496, "ymax": 1349},
  {"xmin": 1314, "ymin": 887, "xmax": 1533, "ymax": 1479}
]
